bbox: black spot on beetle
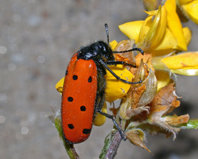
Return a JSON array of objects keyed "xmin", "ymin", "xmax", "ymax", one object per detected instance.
[
  {"xmin": 73, "ymin": 75, "xmax": 78, "ymax": 80},
  {"xmin": 80, "ymin": 105, "xmax": 86, "ymax": 111},
  {"xmin": 67, "ymin": 97, "xmax": 73, "ymax": 102},
  {"xmin": 68, "ymin": 124, "xmax": 74, "ymax": 129},
  {"xmin": 83, "ymin": 129, "xmax": 91, "ymax": 134},
  {"xmin": 88, "ymin": 76, "xmax": 92, "ymax": 83}
]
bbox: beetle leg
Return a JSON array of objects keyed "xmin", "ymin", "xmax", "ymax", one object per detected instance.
[
  {"xmin": 99, "ymin": 59, "xmax": 142, "ymax": 84},
  {"xmin": 97, "ymin": 110, "xmax": 127, "ymax": 141},
  {"xmin": 106, "ymin": 61, "xmax": 136, "ymax": 67}
]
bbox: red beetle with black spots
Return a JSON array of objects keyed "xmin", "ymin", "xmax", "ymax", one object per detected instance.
[{"xmin": 61, "ymin": 24, "xmax": 144, "ymax": 144}]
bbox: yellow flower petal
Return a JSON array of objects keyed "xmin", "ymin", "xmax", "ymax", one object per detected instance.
[
  {"xmin": 165, "ymin": 0, "xmax": 176, "ymax": 10},
  {"xmin": 93, "ymin": 102, "xmax": 107, "ymax": 126},
  {"xmin": 55, "ymin": 77, "xmax": 64, "ymax": 93},
  {"xmin": 182, "ymin": 0, "xmax": 198, "ymax": 24},
  {"xmin": 152, "ymin": 56, "xmax": 168, "ymax": 70},
  {"xmin": 109, "ymin": 40, "xmax": 118, "ymax": 50},
  {"xmin": 155, "ymin": 28, "xmax": 177, "ymax": 50},
  {"xmin": 138, "ymin": 6, "xmax": 167, "ymax": 52},
  {"xmin": 151, "ymin": 28, "xmax": 177, "ymax": 56},
  {"xmin": 144, "ymin": 10, "xmax": 158, "ymax": 16},
  {"xmin": 151, "ymin": 26, "xmax": 191, "ymax": 56},
  {"xmin": 165, "ymin": 0, "xmax": 187, "ymax": 50},
  {"xmin": 153, "ymin": 52, "xmax": 198, "ymax": 76},
  {"xmin": 105, "ymin": 65, "xmax": 134, "ymax": 102},
  {"xmin": 138, "ymin": 16, "xmax": 154, "ymax": 49},
  {"xmin": 149, "ymin": 6, "xmax": 167, "ymax": 50},
  {"xmin": 119, "ymin": 21, "xmax": 144, "ymax": 43},
  {"xmin": 183, "ymin": 27, "xmax": 192, "ymax": 45},
  {"xmin": 161, "ymin": 52, "xmax": 198, "ymax": 69},
  {"xmin": 171, "ymin": 69, "xmax": 198, "ymax": 76},
  {"xmin": 155, "ymin": 70, "xmax": 171, "ymax": 91},
  {"xmin": 178, "ymin": 0, "xmax": 193, "ymax": 5}
]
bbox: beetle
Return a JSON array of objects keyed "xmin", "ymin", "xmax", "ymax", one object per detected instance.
[{"xmin": 61, "ymin": 24, "xmax": 144, "ymax": 144}]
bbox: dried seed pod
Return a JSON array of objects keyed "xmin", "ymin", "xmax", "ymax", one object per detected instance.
[
  {"xmin": 138, "ymin": 66, "xmax": 157, "ymax": 107},
  {"xmin": 126, "ymin": 128, "xmax": 150, "ymax": 152}
]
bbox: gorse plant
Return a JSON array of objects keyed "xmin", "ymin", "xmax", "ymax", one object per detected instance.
[{"xmin": 52, "ymin": 0, "xmax": 198, "ymax": 158}]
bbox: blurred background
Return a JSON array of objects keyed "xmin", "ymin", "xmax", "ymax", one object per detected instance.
[{"xmin": 0, "ymin": 0, "xmax": 198, "ymax": 159}]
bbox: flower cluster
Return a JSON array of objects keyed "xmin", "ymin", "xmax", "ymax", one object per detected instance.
[
  {"xmin": 99, "ymin": 0, "xmax": 198, "ymax": 151},
  {"xmin": 105, "ymin": 0, "xmax": 198, "ymax": 152}
]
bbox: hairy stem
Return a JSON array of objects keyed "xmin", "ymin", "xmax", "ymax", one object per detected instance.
[{"xmin": 100, "ymin": 130, "xmax": 122, "ymax": 159}]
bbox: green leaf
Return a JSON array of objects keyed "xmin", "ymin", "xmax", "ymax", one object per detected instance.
[
  {"xmin": 181, "ymin": 119, "xmax": 198, "ymax": 129},
  {"xmin": 54, "ymin": 117, "xmax": 63, "ymax": 137}
]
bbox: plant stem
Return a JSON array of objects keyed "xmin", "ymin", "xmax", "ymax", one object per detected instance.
[
  {"xmin": 64, "ymin": 143, "xmax": 79, "ymax": 159},
  {"xmin": 100, "ymin": 130, "xmax": 122, "ymax": 159},
  {"xmin": 53, "ymin": 117, "xmax": 79, "ymax": 159},
  {"xmin": 105, "ymin": 131, "xmax": 122, "ymax": 159}
]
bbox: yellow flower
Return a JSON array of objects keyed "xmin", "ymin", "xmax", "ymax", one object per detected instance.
[
  {"xmin": 161, "ymin": 52, "xmax": 198, "ymax": 76},
  {"xmin": 143, "ymin": 0, "xmax": 198, "ymax": 25},
  {"xmin": 155, "ymin": 70, "xmax": 172, "ymax": 91},
  {"xmin": 115, "ymin": 1, "xmax": 197, "ymax": 141},
  {"xmin": 119, "ymin": 0, "xmax": 198, "ymax": 91},
  {"xmin": 93, "ymin": 102, "xmax": 107, "ymax": 126},
  {"xmin": 119, "ymin": 0, "xmax": 191, "ymax": 56},
  {"xmin": 55, "ymin": 77, "xmax": 65, "ymax": 94},
  {"xmin": 105, "ymin": 65, "xmax": 133, "ymax": 102},
  {"xmin": 177, "ymin": 0, "xmax": 198, "ymax": 24},
  {"xmin": 152, "ymin": 52, "xmax": 198, "ymax": 89}
]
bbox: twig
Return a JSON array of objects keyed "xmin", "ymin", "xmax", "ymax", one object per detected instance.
[
  {"xmin": 63, "ymin": 142, "xmax": 79, "ymax": 159},
  {"xmin": 100, "ymin": 130, "xmax": 122, "ymax": 159}
]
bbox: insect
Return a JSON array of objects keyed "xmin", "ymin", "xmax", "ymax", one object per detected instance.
[{"xmin": 61, "ymin": 24, "xmax": 144, "ymax": 144}]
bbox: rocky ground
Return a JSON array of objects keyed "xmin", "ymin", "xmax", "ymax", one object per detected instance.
[{"xmin": 0, "ymin": 0, "xmax": 198, "ymax": 159}]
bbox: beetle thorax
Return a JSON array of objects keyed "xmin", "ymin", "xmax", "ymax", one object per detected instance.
[{"xmin": 77, "ymin": 41, "xmax": 114, "ymax": 61}]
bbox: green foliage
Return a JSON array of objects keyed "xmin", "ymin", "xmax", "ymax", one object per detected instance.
[{"xmin": 181, "ymin": 119, "xmax": 198, "ymax": 129}]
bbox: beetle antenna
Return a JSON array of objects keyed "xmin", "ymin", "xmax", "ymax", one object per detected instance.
[
  {"xmin": 104, "ymin": 23, "xmax": 110, "ymax": 44},
  {"xmin": 113, "ymin": 47, "xmax": 144, "ymax": 55},
  {"xmin": 104, "ymin": 24, "xmax": 143, "ymax": 55}
]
